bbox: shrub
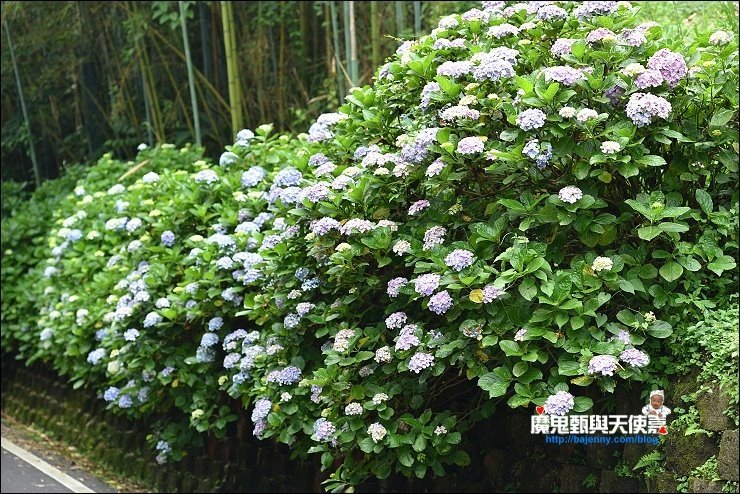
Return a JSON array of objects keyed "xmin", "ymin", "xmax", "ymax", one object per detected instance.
[{"xmin": 2, "ymin": 1, "xmax": 738, "ymax": 490}]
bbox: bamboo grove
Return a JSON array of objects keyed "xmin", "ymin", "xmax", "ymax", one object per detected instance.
[{"xmin": 1, "ymin": 1, "xmax": 476, "ymax": 185}]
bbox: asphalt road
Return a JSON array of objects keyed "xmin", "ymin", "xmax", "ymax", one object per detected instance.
[{"xmin": 1, "ymin": 446, "xmax": 74, "ymax": 493}]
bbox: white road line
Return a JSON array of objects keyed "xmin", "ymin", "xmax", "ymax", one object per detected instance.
[{"xmin": 1, "ymin": 437, "xmax": 96, "ymax": 493}]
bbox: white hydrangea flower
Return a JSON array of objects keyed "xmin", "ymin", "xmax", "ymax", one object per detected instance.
[{"xmin": 592, "ymin": 256, "xmax": 614, "ymax": 272}]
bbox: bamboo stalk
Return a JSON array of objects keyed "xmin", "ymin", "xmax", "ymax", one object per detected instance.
[
  {"xmin": 414, "ymin": 1, "xmax": 421, "ymax": 36},
  {"xmin": 4, "ymin": 18, "xmax": 41, "ymax": 186},
  {"xmin": 180, "ymin": 1, "xmax": 201, "ymax": 146},
  {"xmin": 395, "ymin": 1, "xmax": 404, "ymax": 38},
  {"xmin": 348, "ymin": 1, "xmax": 358, "ymax": 86},
  {"xmin": 221, "ymin": 1, "xmax": 240, "ymax": 138},
  {"xmin": 329, "ymin": 1, "xmax": 345, "ymax": 101}
]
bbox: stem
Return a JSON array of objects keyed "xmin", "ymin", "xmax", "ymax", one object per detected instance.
[
  {"xmin": 5, "ymin": 18, "xmax": 41, "ymax": 187},
  {"xmin": 180, "ymin": 1, "xmax": 201, "ymax": 146}
]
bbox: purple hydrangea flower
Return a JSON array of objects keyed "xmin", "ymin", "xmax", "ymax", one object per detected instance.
[
  {"xmin": 487, "ymin": 23, "xmax": 519, "ymax": 38},
  {"xmin": 647, "ymin": 49, "xmax": 687, "ymax": 87},
  {"xmin": 310, "ymin": 217, "xmax": 340, "ymax": 236},
  {"xmin": 251, "ymin": 398, "xmax": 272, "ymax": 422},
  {"xmin": 543, "ymin": 391, "xmax": 575, "ymax": 415},
  {"xmin": 620, "ymin": 348, "xmax": 650, "ymax": 367},
  {"xmin": 103, "ymin": 386, "xmax": 120, "ymax": 402},
  {"xmin": 604, "ymin": 85, "xmax": 625, "ymax": 107},
  {"xmin": 457, "ymin": 136, "xmax": 485, "ymax": 155},
  {"xmin": 473, "ymin": 57, "xmax": 515, "ymax": 82},
  {"xmin": 422, "ymin": 226, "xmax": 446, "ymax": 251},
  {"xmin": 309, "ymin": 153, "xmax": 330, "ymax": 166},
  {"xmin": 241, "ymin": 167, "xmax": 266, "ymax": 187},
  {"xmin": 223, "ymin": 353, "xmax": 242, "ymax": 369},
  {"xmin": 514, "ymin": 328, "xmax": 527, "ymax": 341},
  {"xmin": 124, "ymin": 328, "xmax": 140, "ymax": 342},
  {"xmin": 408, "ymin": 200, "xmax": 431, "ymax": 215},
  {"xmin": 483, "ymin": 285, "xmax": 504, "ymax": 303},
  {"xmin": 588, "ymin": 355, "xmax": 620, "ymax": 376},
  {"xmin": 201, "ymin": 333, "xmax": 219, "ymax": 347},
  {"xmin": 426, "ymin": 158, "xmax": 445, "ymax": 177},
  {"xmin": 436, "ymin": 61, "xmax": 473, "ymax": 78},
  {"xmin": 401, "ymin": 128, "xmax": 438, "ymax": 164},
  {"xmin": 635, "ymin": 69, "xmax": 664, "ymax": 89},
  {"xmin": 574, "ymin": 1, "xmax": 618, "ymax": 19},
  {"xmin": 626, "ymin": 93, "xmax": 671, "ymax": 127},
  {"xmin": 537, "ymin": 5, "xmax": 568, "ymax": 20},
  {"xmin": 143, "ymin": 312, "xmax": 162, "ymax": 328},
  {"xmin": 420, "ymin": 82, "xmax": 441, "ymax": 111},
  {"xmin": 300, "ymin": 183, "xmax": 331, "ymax": 203},
  {"xmin": 428, "ymin": 291, "xmax": 453, "ymax": 314},
  {"xmin": 551, "ymin": 38, "xmax": 574, "ymax": 57},
  {"xmin": 194, "ymin": 169, "xmax": 219, "ymax": 184},
  {"xmin": 415, "ymin": 274, "xmax": 441, "ymax": 296},
  {"xmin": 445, "ymin": 249, "xmax": 475, "ymax": 271},
  {"xmin": 395, "ymin": 331, "xmax": 420, "ymax": 351},
  {"xmin": 118, "ymin": 394, "xmax": 133, "ymax": 409},
  {"xmin": 543, "ymin": 66, "xmax": 585, "ymax": 86},
  {"xmin": 313, "ymin": 418, "xmax": 336, "ymax": 442},
  {"xmin": 387, "ymin": 277, "xmax": 408, "ymax": 298},
  {"xmin": 586, "ymin": 27, "xmax": 616, "ymax": 44}
]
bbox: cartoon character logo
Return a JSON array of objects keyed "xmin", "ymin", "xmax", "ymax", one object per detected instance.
[{"xmin": 642, "ymin": 390, "xmax": 670, "ymax": 435}]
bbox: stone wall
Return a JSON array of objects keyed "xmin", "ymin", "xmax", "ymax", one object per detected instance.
[{"xmin": 1, "ymin": 355, "xmax": 737, "ymax": 493}]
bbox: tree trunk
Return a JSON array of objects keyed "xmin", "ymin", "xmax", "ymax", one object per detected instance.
[
  {"xmin": 180, "ymin": 1, "xmax": 201, "ymax": 146},
  {"xmin": 370, "ymin": 2, "xmax": 380, "ymax": 69}
]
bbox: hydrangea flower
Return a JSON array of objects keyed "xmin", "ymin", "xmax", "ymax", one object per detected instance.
[
  {"xmin": 635, "ymin": 69, "xmax": 664, "ymax": 89},
  {"xmin": 483, "ymin": 285, "xmax": 504, "ymax": 303},
  {"xmin": 626, "ymin": 93, "xmax": 671, "ymax": 127},
  {"xmin": 591, "ymin": 256, "xmax": 614, "ymax": 272},
  {"xmin": 393, "ymin": 240, "xmax": 412, "ymax": 255},
  {"xmin": 372, "ymin": 393, "xmax": 389, "ymax": 405},
  {"xmin": 374, "ymin": 346, "xmax": 392, "ymax": 363},
  {"xmin": 143, "ymin": 312, "xmax": 162, "ymax": 328},
  {"xmin": 313, "ymin": 418, "xmax": 336, "ymax": 442},
  {"xmin": 251, "ymin": 398, "xmax": 272, "ymax": 422},
  {"xmin": 620, "ymin": 348, "xmax": 650, "ymax": 367},
  {"xmin": 558, "ymin": 186, "xmax": 583, "ymax": 204},
  {"xmin": 161, "ymin": 231, "xmax": 175, "ymax": 247},
  {"xmin": 345, "ymin": 403, "xmax": 363, "ymax": 416},
  {"xmin": 543, "ymin": 66, "xmax": 585, "ymax": 86},
  {"xmin": 436, "ymin": 61, "xmax": 473, "ymax": 78},
  {"xmin": 457, "ymin": 137, "xmax": 485, "ymax": 155},
  {"xmin": 516, "ymin": 109, "xmax": 547, "ymax": 131},
  {"xmin": 588, "ymin": 355, "xmax": 620, "ymax": 376},
  {"xmin": 124, "ymin": 328, "xmax": 140, "ymax": 342},
  {"xmin": 408, "ymin": 352, "xmax": 435, "ymax": 373},
  {"xmin": 576, "ymin": 108, "xmax": 599, "ymax": 123},
  {"xmin": 408, "ymin": 200, "xmax": 431, "ymax": 215},
  {"xmin": 647, "ymin": 49, "xmax": 687, "ymax": 87},
  {"xmin": 385, "ymin": 311, "xmax": 408, "ymax": 329},
  {"xmin": 445, "ymin": 249, "xmax": 475, "ymax": 271},
  {"xmin": 367, "ymin": 423, "xmax": 387, "ymax": 443},
  {"xmin": 514, "ymin": 328, "xmax": 527, "ymax": 341},
  {"xmin": 487, "ymin": 23, "xmax": 519, "ymax": 38},
  {"xmin": 387, "ymin": 277, "xmax": 408, "ymax": 298},
  {"xmin": 551, "ymin": 38, "xmax": 575, "ymax": 57},
  {"xmin": 103, "ymin": 386, "xmax": 120, "ymax": 402},
  {"xmin": 709, "ymin": 30, "xmax": 733, "ymax": 45},
  {"xmin": 194, "ymin": 169, "xmax": 219, "ymax": 184},
  {"xmin": 543, "ymin": 391, "xmax": 575, "ymax": 416},
  {"xmin": 601, "ymin": 141, "xmax": 621, "ymax": 154},
  {"xmin": 428, "ymin": 290, "xmax": 453, "ymax": 314}
]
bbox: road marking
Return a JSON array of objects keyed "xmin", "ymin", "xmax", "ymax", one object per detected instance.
[{"xmin": 1, "ymin": 437, "xmax": 96, "ymax": 493}]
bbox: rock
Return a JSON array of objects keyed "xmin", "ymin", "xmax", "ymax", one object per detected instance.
[
  {"xmin": 598, "ymin": 470, "xmax": 645, "ymax": 493},
  {"xmin": 688, "ymin": 477, "xmax": 725, "ymax": 493},
  {"xmin": 587, "ymin": 446, "xmax": 618, "ymax": 469},
  {"xmin": 646, "ymin": 472, "xmax": 680, "ymax": 493},
  {"xmin": 559, "ymin": 464, "xmax": 595, "ymax": 493},
  {"xmin": 622, "ymin": 444, "xmax": 654, "ymax": 469},
  {"xmin": 696, "ymin": 385, "xmax": 734, "ymax": 431},
  {"xmin": 718, "ymin": 429, "xmax": 739, "ymax": 481},
  {"xmin": 663, "ymin": 430, "xmax": 719, "ymax": 476},
  {"xmin": 482, "ymin": 448, "xmax": 511, "ymax": 488}
]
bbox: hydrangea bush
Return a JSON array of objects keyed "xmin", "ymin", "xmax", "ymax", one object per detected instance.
[{"xmin": 2, "ymin": 1, "xmax": 738, "ymax": 490}]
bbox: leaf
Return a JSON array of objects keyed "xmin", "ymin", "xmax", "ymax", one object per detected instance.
[
  {"xmin": 695, "ymin": 189, "xmax": 713, "ymax": 214},
  {"xmin": 500, "ymin": 340, "xmax": 523, "ymax": 356},
  {"xmin": 618, "ymin": 279, "xmax": 635, "ymax": 294},
  {"xmin": 399, "ymin": 449, "xmax": 414, "ymax": 467},
  {"xmin": 659, "ymin": 261, "xmax": 683, "ymax": 282},
  {"xmin": 637, "ymin": 226, "xmax": 662, "ymax": 241},
  {"xmin": 657, "ymin": 222, "xmax": 689, "ymax": 233},
  {"xmin": 558, "ymin": 360, "xmax": 581, "ymax": 376},
  {"xmin": 572, "ymin": 396, "xmax": 593, "ymax": 413},
  {"xmin": 518, "ymin": 278, "xmax": 537, "ymax": 300},
  {"xmin": 359, "ymin": 437, "xmax": 375, "ymax": 453},
  {"xmin": 647, "ymin": 321, "xmax": 672, "ymax": 338},
  {"xmin": 570, "ymin": 376, "xmax": 594, "ymax": 386},
  {"xmin": 637, "ymin": 155, "xmax": 667, "ymax": 167},
  {"xmin": 478, "ymin": 372, "xmax": 510, "ymax": 398},
  {"xmin": 707, "ymin": 255, "xmax": 737, "ymax": 276},
  {"xmin": 469, "ymin": 289, "xmax": 484, "ymax": 304},
  {"xmin": 453, "ymin": 450, "xmax": 471, "ymax": 467},
  {"xmin": 513, "ymin": 362, "xmax": 529, "ymax": 377},
  {"xmin": 710, "ymin": 108, "xmax": 735, "ymax": 127},
  {"xmin": 678, "ymin": 257, "xmax": 701, "ymax": 272},
  {"xmin": 618, "ymin": 162, "xmax": 639, "ymax": 178},
  {"xmin": 413, "ymin": 434, "xmax": 427, "ymax": 452}
]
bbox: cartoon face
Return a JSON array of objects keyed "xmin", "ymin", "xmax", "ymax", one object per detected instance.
[{"xmin": 650, "ymin": 394, "xmax": 664, "ymax": 408}]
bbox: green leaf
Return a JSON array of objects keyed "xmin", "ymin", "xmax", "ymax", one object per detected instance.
[
  {"xmin": 478, "ymin": 372, "xmax": 510, "ymax": 398},
  {"xmin": 710, "ymin": 108, "xmax": 735, "ymax": 127},
  {"xmin": 399, "ymin": 449, "xmax": 414, "ymax": 467},
  {"xmin": 659, "ymin": 261, "xmax": 683, "ymax": 282},
  {"xmin": 518, "ymin": 278, "xmax": 537, "ymax": 300},
  {"xmin": 558, "ymin": 360, "xmax": 581, "ymax": 376},
  {"xmin": 571, "ymin": 376, "xmax": 594, "ymax": 386},
  {"xmin": 500, "ymin": 340, "xmax": 523, "ymax": 356},
  {"xmin": 637, "ymin": 155, "xmax": 667, "ymax": 167},
  {"xmin": 707, "ymin": 255, "xmax": 737, "ymax": 276},
  {"xmin": 513, "ymin": 362, "xmax": 529, "ymax": 377},
  {"xmin": 453, "ymin": 450, "xmax": 471, "ymax": 467},
  {"xmin": 413, "ymin": 434, "xmax": 427, "ymax": 452},
  {"xmin": 637, "ymin": 225, "xmax": 663, "ymax": 241},
  {"xmin": 678, "ymin": 257, "xmax": 701, "ymax": 272},
  {"xmin": 572, "ymin": 397, "xmax": 593, "ymax": 413},
  {"xmin": 359, "ymin": 437, "xmax": 375, "ymax": 453},
  {"xmin": 618, "ymin": 279, "xmax": 635, "ymax": 294},
  {"xmin": 657, "ymin": 222, "xmax": 688, "ymax": 233},
  {"xmin": 695, "ymin": 189, "xmax": 713, "ymax": 214},
  {"xmin": 647, "ymin": 321, "xmax": 672, "ymax": 338}
]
